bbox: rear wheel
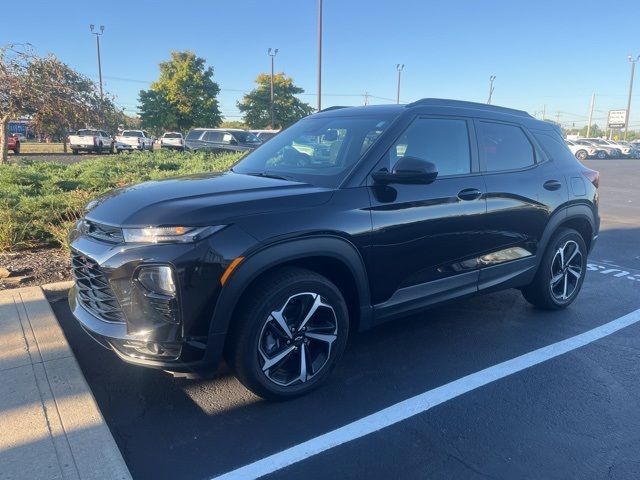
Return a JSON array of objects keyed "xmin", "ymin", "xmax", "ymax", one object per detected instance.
[
  {"xmin": 575, "ymin": 150, "xmax": 588, "ymax": 161},
  {"xmin": 14, "ymin": 143, "xmax": 20, "ymax": 155},
  {"xmin": 596, "ymin": 150, "xmax": 607, "ymax": 159},
  {"xmin": 522, "ymin": 228, "xmax": 587, "ymax": 310},
  {"xmin": 71, "ymin": 149, "xmax": 79, "ymax": 155},
  {"xmin": 227, "ymin": 267, "xmax": 349, "ymax": 400}
]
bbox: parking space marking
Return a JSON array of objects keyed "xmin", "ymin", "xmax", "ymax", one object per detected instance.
[
  {"xmin": 212, "ymin": 307, "xmax": 640, "ymax": 480},
  {"xmin": 588, "ymin": 262, "xmax": 640, "ymax": 282}
]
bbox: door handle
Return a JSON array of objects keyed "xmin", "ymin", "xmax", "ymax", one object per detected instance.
[
  {"xmin": 543, "ymin": 180, "xmax": 562, "ymax": 191},
  {"xmin": 457, "ymin": 188, "xmax": 482, "ymax": 201}
]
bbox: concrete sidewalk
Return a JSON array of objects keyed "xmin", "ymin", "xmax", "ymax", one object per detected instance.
[{"xmin": 0, "ymin": 286, "xmax": 131, "ymax": 480}]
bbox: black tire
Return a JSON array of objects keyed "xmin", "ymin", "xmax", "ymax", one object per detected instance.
[
  {"xmin": 521, "ymin": 228, "xmax": 587, "ymax": 310},
  {"xmin": 71, "ymin": 149, "xmax": 79, "ymax": 155},
  {"xmin": 575, "ymin": 150, "xmax": 587, "ymax": 161},
  {"xmin": 227, "ymin": 267, "xmax": 349, "ymax": 400},
  {"xmin": 95, "ymin": 143, "xmax": 103, "ymax": 155},
  {"xmin": 596, "ymin": 150, "xmax": 607, "ymax": 159},
  {"xmin": 14, "ymin": 143, "xmax": 20, "ymax": 155}
]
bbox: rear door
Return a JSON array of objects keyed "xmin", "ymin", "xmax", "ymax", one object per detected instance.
[
  {"xmin": 367, "ymin": 116, "xmax": 490, "ymax": 321},
  {"xmin": 475, "ymin": 119, "xmax": 567, "ymax": 290}
]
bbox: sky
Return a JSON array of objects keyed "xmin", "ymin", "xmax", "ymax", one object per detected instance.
[{"xmin": 2, "ymin": 0, "xmax": 640, "ymax": 129}]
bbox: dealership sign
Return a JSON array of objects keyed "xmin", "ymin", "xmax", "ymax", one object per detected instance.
[{"xmin": 608, "ymin": 110, "xmax": 627, "ymax": 129}]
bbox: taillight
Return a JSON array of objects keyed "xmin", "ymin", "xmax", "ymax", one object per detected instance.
[{"xmin": 582, "ymin": 169, "xmax": 599, "ymax": 188}]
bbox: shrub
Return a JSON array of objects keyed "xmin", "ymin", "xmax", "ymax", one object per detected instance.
[{"xmin": 0, "ymin": 150, "xmax": 242, "ymax": 252}]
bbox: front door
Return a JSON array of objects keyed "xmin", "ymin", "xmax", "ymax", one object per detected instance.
[{"xmin": 367, "ymin": 116, "xmax": 489, "ymax": 322}]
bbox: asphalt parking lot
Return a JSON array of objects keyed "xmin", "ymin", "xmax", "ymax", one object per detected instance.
[{"xmin": 51, "ymin": 160, "xmax": 640, "ymax": 480}]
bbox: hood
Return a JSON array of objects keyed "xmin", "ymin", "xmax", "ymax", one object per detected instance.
[{"xmin": 85, "ymin": 172, "xmax": 333, "ymax": 227}]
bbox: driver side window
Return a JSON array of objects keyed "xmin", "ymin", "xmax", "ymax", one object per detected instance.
[{"xmin": 387, "ymin": 118, "xmax": 471, "ymax": 177}]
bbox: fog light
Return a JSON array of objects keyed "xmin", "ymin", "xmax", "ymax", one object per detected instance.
[{"xmin": 137, "ymin": 266, "xmax": 176, "ymax": 296}]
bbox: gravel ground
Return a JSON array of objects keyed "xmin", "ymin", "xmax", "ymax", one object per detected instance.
[{"xmin": 0, "ymin": 248, "xmax": 71, "ymax": 290}]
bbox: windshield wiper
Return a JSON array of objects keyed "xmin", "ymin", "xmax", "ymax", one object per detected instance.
[{"xmin": 244, "ymin": 171, "xmax": 297, "ymax": 181}]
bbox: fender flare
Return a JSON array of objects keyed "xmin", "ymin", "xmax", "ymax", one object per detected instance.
[
  {"xmin": 207, "ymin": 235, "xmax": 373, "ymax": 341},
  {"xmin": 536, "ymin": 203, "xmax": 597, "ymax": 266}
]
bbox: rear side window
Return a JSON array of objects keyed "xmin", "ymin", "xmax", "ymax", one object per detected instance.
[
  {"xmin": 186, "ymin": 130, "xmax": 203, "ymax": 140},
  {"xmin": 534, "ymin": 132, "xmax": 578, "ymax": 163},
  {"xmin": 477, "ymin": 121, "xmax": 535, "ymax": 171},
  {"xmin": 203, "ymin": 131, "xmax": 224, "ymax": 142},
  {"xmin": 387, "ymin": 118, "xmax": 471, "ymax": 176}
]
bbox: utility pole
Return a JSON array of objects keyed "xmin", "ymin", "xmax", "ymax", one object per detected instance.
[
  {"xmin": 268, "ymin": 48, "xmax": 278, "ymax": 129},
  {"xmin": 363, "ymin": 92, "xmax": 370, "ymax": 106},
  {"xmin": 487, "ymin": 75, "xmax": 496, "ymax": 104},
  {"xmin": 542, "ymin": 104, "xmax": 546, "ymax": 121},
  {"xmin": 555, "ymin": 111, "xmax": 561, "ymax": 125},
  {"xmin": 625, "ymin": 55, "xmax": 639, "ymax": 140},
  {"xmin": 316, "ymin": 0, "xmax": 323, "ymax": 111},
  {"xmin": 586, "ymin": 93, "xmax": 595, "ymax": 137},
  {"xmin": 89, "ymin": 24, "xmax": 105, "ymax": 101},
  {"xmin": 396, "ymin": 64, "xmax": 405, "ymax": 104}
]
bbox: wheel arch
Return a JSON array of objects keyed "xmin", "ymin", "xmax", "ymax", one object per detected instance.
[
  {"xmin": 537, "ymin": 204, "xmax": 597, "ymax": 266},
  {"xmin": 208, "ymin": 235, "xmax": 373, "ymax": 347}
]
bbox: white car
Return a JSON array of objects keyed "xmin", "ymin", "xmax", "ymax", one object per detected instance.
[
  {"xmin": 565, "ymin": 139, "xmax": 597, "ymax": 161},
  {"xmin": 68, "ymin": 129, "xmax": 114, "ymax": 155},
  {"xmin": 114, "ymin": 130, "xmax": 154, "ymax": 152},
  {"xmin": 160, "ymin": 132, "xmax": 185, "ymax": 151}
]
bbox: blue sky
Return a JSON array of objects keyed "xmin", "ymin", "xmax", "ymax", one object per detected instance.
[{"xmin": 2, "ymin": 0, "xmax": 639, "ymax": 129}]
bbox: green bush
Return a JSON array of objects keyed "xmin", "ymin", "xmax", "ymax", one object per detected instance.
[{"xmin": 0, "ymin": 150, "xmax": 241, "ymax": 252}]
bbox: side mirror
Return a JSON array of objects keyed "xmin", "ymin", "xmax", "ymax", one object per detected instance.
[{"xmin": 372, "ymin": 156, "xmax": 438, "ymax": 185}]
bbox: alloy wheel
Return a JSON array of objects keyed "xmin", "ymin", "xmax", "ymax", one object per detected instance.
[
  {"xmin": 258, "ymin": 292, "xmax": 338, "ymax": 387},
  {"xmin": 549, "ymin": 240, "xmax": 583, "ymax": 301}
]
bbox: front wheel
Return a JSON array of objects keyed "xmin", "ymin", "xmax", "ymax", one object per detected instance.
[
  {"xmin": 14, "ymin": 144, "xmax": 20, "ymax": 155},
  {"xmin": 596, "ymin": 150, "xmax": 607, "ymax": 159},
  {"xmin": 522, "ymin": 228, "xmax": 587, "ymax": 310},
  {"xmin": 227, "ymin": 267, "xmax": 349, "ymax": 400},
  {"xmin": 575, "ymin": 150, "xmax": 588, "ymax": 161}
]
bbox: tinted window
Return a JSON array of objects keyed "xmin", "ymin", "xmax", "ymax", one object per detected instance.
[
  {"xmin": 477, "ymin": 121, "xmax": 535, "ymax": 171},
  {"xmin": 186, "ymin": 130, "xmax": 203, "ymax": 140},
  {"xmin": 163, "ymin": 133, "xmax": 182, "ymax": 138},
  {"xmin": 203, "ymin": 131, "xmax": 224, "ymax": 142},
  {"xmin": 534, "ymin": 132, "xmax": 577, "ymax": 163},
  {"xmin": 233, "ymin": 131, "xmax": 261, "ymax": 143},
  {"xmin": 386, "ymin": 118, "xmax": 471, "ymax": 176},
  {"xmin": 122, "ymin": 130, "xmax": 143, "ymax": 137}
]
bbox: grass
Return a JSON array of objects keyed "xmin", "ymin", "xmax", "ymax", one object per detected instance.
[
  {"xmin": 18, "ymin": 142, "xmax": 66, "ymax": 154},
  {"xmin": 0, "ymin": 150, "xmax": 242, "ymax": 252}
]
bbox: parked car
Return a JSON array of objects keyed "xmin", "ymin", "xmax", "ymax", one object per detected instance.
[
  {"xmin": 249, "ymin": 129, "xmax": 281, "ymax": 142},
  {"xmin": 160, "ymin": 132, "xmax": 185, "ymax": 151},
  {"xmin": 610, "ymin": 140, "xmax": 640, "ymax": 158},
  {"xmin": 114, "ymin": 130, "xmax": 154, "ymax": 152},
  {"xmin": 574, "ymin": 139, "xmax": 613, "ymax": 159},
  {"xmin": 580, "ymin": 138, "xmax": 622, "ymax": 158},
  {"xmin": 68, "ymin": 129, "xmax": 114, "ymax": 155},
  {"xmin": 69, "ymin": 99, "xmax": 599, "ymax": 400},
  {"xmin": 565, "ymin": 139, "xmax": 597, "ymax": 160},
  {"xmin": 7, "ymin": 134, "xmax": 21, "ymax": 154},
  {"xmin": 185, "ymin": 128, "xmax": 262, "ymax": 153}
]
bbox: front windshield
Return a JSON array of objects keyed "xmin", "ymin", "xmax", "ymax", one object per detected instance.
[
  {"xmin": 232, "ymin": 114, "xmax": 393, "ymax": 187},
  {"xmin": 233, "ymin": 131, "xmax": 261, "ymax": 143}
]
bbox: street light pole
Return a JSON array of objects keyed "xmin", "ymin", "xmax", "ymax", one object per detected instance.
[
  {"xmin": 625, "ymin": 54, "xmax": 639, "ymax": 140},
  {"xmin": 317, "ymin": 0, "xmax": 323, "ymax": 112},
  {"xmin": 89, "ymin": 24, "xmax": 105, "ymax": 101},
  {"xmin": 487, "ymin": 75, "xmax": 496, "ymax": 104},
  {"xmin": 268, "ymin": 48, "xmax": 278, "ymax": 129},
  {"xmin": 396, "ymin": 64, "xmax": 405, "ymax": 104}
]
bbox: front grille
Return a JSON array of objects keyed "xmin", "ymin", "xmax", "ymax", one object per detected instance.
[
  {"xmin": 71, "ymin": 250, "xmax": 124, "ymax": 323},
  {"xmin": 82, "ymin": 220, "xmax": 124, "ymax": 243}
]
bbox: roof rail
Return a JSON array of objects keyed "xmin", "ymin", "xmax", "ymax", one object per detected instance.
[
  {"xmin": 406, "ymin": 98, "xmax": 532, "ymax": 118},
  {"xmin": 318, "ymin": 106, "xmax": 348, "ymax": 113}
]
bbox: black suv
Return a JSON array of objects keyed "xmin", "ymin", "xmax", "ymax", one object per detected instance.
[
  {"xmin": 185, "ymin": 128, "xmax": 262, "ymax": 153},
  {"xmin": 69, "ymin": 99, "xmax": 600, "ymax": 399}
]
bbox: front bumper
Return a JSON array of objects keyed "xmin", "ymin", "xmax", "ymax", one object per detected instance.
[{"xmin": 67, "ymin": 225, "xmax": 256, "ymax": 374}]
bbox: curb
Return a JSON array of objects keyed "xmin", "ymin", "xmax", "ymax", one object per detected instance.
[{"xmin": 0, "ymin": 286, "xmax": 132, "ymax": 480}]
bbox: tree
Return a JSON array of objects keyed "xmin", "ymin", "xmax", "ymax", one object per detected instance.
[
  {"xmin": 220, "ymin": 120, "xmax": 246, "ymax": 129},
  {"xmin": 0, "ymin": 44, "xmax": 108, "ymax": 162},
  {"xmin": 238, "ymin": 73, "xmax": 314, "ymax": 129},
  {"xmin": 139, "ymin": 51, "xmax": 221, "ymax": 133}
]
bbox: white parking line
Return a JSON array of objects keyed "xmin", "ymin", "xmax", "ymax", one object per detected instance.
[
  {"xmin": 212, "ymin": 308, "xmax": 640, "ymax": 480},
  {"xmin": 588, "ymin": 262, "xmax": 640, "ymax": 282}
]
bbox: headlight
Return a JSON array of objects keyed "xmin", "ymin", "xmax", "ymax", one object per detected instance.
[{"xmin": 122, "ymin": 225, "xmax": 225, "ymax": 244}]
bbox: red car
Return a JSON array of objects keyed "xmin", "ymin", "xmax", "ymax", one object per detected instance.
[{"xmin": 7, "ymin": 134, "xmax": 20, "ymax": 154}]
